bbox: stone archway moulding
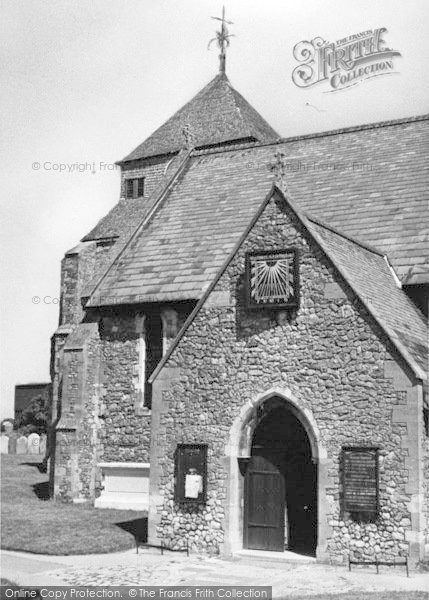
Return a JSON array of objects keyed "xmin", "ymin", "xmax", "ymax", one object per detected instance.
[
  {"xmin": 225, "ymin": 387, "xmax": 327, "ymax": 462},
  {"xmin": 223, "ymin": 387, "xmax": 329, "ymax": 558}
]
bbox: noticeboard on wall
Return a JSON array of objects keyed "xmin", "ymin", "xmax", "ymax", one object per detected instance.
[
  {"xmin": 341, "ymin": 447, "xmax": 379, "ymax": 516},
  {"xmin": 175, "ymin": 444, "xmax": 207, "ymax": 504}
]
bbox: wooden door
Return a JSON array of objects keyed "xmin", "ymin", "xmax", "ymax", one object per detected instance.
[
  {"xmin": 244, "ymin": 454, "xmax": 285, "ymax": 551},
  {"xmin": 286, "ymin": 459, "xmax": 317, "ymax": 554}
]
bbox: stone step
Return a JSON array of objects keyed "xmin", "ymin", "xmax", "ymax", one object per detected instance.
[{"xmin": 232, "ymin": 549, "xmax": 316, "ymax": 566}]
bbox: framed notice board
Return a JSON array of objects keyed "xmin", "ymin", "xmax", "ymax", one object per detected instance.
[
  {"xmin": 175, "ymin": 444, "xmax": 208, "ymax": 504},
  {"xmin": 341, "ymin": 447, "xmax": 379, "ymax": 516}
]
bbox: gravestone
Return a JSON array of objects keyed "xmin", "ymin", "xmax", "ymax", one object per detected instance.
[
  {"xmin": 16, "ymin": 436, "xmax": 28, "ymax": 454},
  {"xmin": 8, "ymin": 436, "xmax": 17, "ymax": 454},
  {"xmin": 27, "ymin": 433, "xmax": 40, "ymax": 455},
  {"xmin": 0, "ymin": 435, "xmax": 9, "ymax": 454},
  {"xmin": 39, "ymin": 434, "xmax": 47, "ymax": 456}
]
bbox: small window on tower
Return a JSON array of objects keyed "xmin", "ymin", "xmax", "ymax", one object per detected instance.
[
  {"xmin": 126, "ymin": 179, "xmax": 134, "ymax": 199},
  {"xmin": 137, "ymin": 177, "xmax": 145, "ymax": 197},
  {"xmin": 125, "ymin": 177, "xmax": 145, "ymax": 199}
]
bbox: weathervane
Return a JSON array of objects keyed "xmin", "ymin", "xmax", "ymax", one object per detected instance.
[{"xmin": 208, "ymin": 6, "xmax": 234, "ymax": 74}]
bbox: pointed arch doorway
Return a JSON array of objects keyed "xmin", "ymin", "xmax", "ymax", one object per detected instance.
[{"xmin": 243, "ymin": 399, "xmax": 317, "ymax": 555}]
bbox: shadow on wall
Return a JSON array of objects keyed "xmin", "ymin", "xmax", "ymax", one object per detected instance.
[{"xmin": 234, "ymin": 274, "xmax": 298, "ymax": 341}]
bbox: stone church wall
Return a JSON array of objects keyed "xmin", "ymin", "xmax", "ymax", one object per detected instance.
[
  {"xmin": 149, "ymin": 194, "xmax": 425, "ymax": 564},
  {"xmin": 54, "ymin": 324, "xmax": 101, "ymax": 501},
  {"xmin": 98, "ymin": 313, "xmax": 151, "ymax": 463},
  {"xmin": 54, "ymin": 300, "xmax": 194, "ymax": 501},
  {"xmin": 53, "ymin": 315, "xmax": 152, "ymax": 499},
  {"xmin": 96, "ymin": 304, "xmax": 193, "ymax": 464}
]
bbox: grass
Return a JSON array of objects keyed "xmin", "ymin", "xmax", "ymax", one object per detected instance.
[{"xmin": 1, "ymin": 454, "xmax": 147, "ymax": 554}]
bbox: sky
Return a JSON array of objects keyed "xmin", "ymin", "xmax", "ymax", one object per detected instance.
[{"xmin": 1, "ymin": 0, "xmax": 428, "ymax": 420}]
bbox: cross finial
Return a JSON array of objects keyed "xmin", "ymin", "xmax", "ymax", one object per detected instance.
[
  {"xmin": 271, "ymin": 151, "xmax": 289, "ymax": 192},
  {"xmin": 182, "ymin": 123, "xmax": 195, "ymax": 150},
  {"xmin": 208, "ymin": 6, "xmax": 234, "ymax": 74}
]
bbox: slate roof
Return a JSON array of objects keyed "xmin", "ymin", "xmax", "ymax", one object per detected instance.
[
  {"xmin": 82, "ymin": 198, "xmax": 152, "ymax": 243},
  {"xmin": 273, "ymin": 115, "xmax": 429, "ymax": 284},
  {"xmin": 121, "ymin": 73, "xmax": 279, "ymax": 162},
  {"xmin": 82, "ymin": 150, "xmax": 192, "ymax": 299},
  {"xmin": 81, "ymin": 153, "xmax": 186, "ymax": 243},
  {"xmin": 88, "ymin": 155, "xmax": 275, "ymax": 306},
  {"xmin": 305, "ymin": 215, "xmax": 428, "ymax": 379},
  {"xmin": 87, "ymin": 115, "xmax": 429, "ymax": 307}
]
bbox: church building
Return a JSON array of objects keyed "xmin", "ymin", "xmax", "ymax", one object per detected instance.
[{"xmin": 49, "ymin": 30, "xmax": 428, "ymax": 565}]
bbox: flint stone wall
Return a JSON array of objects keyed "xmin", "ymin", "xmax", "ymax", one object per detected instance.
[
  {"xmin": 99, "ymin": 314, "xmax": 151, "ymax": 463},
  {"xmin": 54, "ymin": 300, "xmax": 193, "ymax": 502},
  {"xmin": 150, "ymin": 194, "xmax": 424, "ymax": 563},
  {"xmin": 98, "ymin": 304, "xmax": 192, "ymax": 463}
]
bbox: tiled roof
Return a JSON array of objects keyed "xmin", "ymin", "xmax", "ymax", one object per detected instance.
[
  {"xmin": 305, "ymin": 215, "xmax": 428, "ymax": 379},
  {"xmin": 121, "ymin": 73, "xmax": 279, "ymax": 162},
  {"xmin": 88, "ymin": 115, "xmax": 429, "ymax": 307}
]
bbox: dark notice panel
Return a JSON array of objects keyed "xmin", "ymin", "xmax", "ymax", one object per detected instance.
[
  {"xmin": 342, "ymin": 447, "xmax": 379, "ymax": 515},
  {"xmin": 175, "ymin": 444, "xmax": 207, "ymax": 504}
]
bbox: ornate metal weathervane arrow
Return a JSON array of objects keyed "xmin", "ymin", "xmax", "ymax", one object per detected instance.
[{"xmin": 208, "ymin": 6, "xmax": 234, "ymax": 74}]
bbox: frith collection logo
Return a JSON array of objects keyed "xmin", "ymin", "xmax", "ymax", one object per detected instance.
[{"xmin": 292, "ymin": 28, "xmax": 401, "ymax": 92}]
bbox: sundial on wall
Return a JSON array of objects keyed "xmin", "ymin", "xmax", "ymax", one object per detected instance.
[{"xmin": 246, "ymin": 250, "xmax": 299, "ymax": 309}]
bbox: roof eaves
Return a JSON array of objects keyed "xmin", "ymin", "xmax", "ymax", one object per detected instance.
[{"xmin": 116, "ymin": 151, "xmax": 179, "ymax": 168}]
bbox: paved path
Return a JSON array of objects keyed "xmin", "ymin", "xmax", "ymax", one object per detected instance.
[{"xmin": 1, "ymin": 549, "xmax": 428, "ymax": 597}]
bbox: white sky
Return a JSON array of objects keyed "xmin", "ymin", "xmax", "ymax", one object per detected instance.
[{"xmin": 1, "ymin": 0, "xmax": 428, "ymax": 419}]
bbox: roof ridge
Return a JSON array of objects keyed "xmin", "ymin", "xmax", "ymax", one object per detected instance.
[
  {"xmin": 191, "ymin": 113, "xmax": 429, "ymax": 157},
  {"xmin": 86, "ymin": 149, "xmax": 192, "ymax": 306},
  {"xmin": 305, "ymin": 213, "xmax": 384, "ymax": 257}
]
